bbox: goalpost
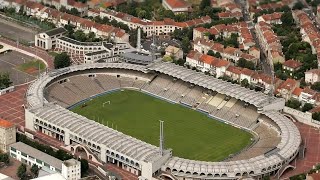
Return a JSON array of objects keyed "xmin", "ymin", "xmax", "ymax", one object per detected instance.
[{"xmin": 102, "ymin": 101, "xmax": 111, "ymax": 107}]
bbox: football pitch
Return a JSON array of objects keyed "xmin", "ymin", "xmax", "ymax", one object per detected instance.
[{"xmin": 71, "ymin": 90, "xmax": 253, "ymax": 161}]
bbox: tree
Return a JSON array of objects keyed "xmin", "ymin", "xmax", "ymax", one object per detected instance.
[
  {"xmin": 17, "ymin": 164, "xmax": 26, "ymax": 179},
  {"xmin": 181, "ymin": 37, "xmax": 191, "ymax": 54},
  {"xmin": 285, "ymin": 99, "xmax": 301, "ymax": 109},
  {"xmin": 293, "ymin": 1, "xmax": 304, "ymax": 10},
  {"xmin": 69, "ymin": 8, "xmax": 80, "ymax": 16},
  {"xmin": 311, "ymin": 82, "xmax": 320, "ymax": 91},
  {"xmin": 313, "ymin": 112, "xmax": 320, "ymax": 121},
  {"xmin": 281, "ymin": 12, "xmax": 294, "ymax": 27},
  {"xmin": 54, "ymin": 52, "xmax": 71, "ymax": 69},
  {"xmin": 73, "ymin": 30, "xmax": 87, "ymax": 42},
  {"xmin": 0, "ymin": 154, "xmax": 9, "ymax": 164},
  {"xmin": 31, "ymin": 164, "xmax": 39, "ymax": 178},
  {"xmin": 200, "ymin": 0, "xmax": 211, "ymax": 11},
  {"xmin": 302, "ymin": 103, "xmax": 313, "ymax": 112},
  {"xmin": 207, "ymin": 50, "xmax": 215, "ymax": 56},
  {"xmin": 80, "ymin": 159, "xmax": 89, "ymax": 175},
  {"xmin": 241, "ymin": 79, "xmax": 249, "ymax": 88},
  {"xmin": 0, "ymin": 73, "xmax": 12, "ymax": 90}
]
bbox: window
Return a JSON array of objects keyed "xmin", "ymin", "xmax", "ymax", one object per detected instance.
[
  {"xmin": 36, "ymin": 159, "xmax": 42, "ymax": 164},
  {"xmin": 21, "ymin": 152, "xmax": 27, "ymax": 157},
  {"xmin": 11, "ymin": 147, "xmax": 16, "ymax": 152}
]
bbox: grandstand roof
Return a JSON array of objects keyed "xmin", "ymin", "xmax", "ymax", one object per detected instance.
[
  {"xmin": 148, "ymin": 62, "xmax": 278, "ymax": 108},
  {"xmin": 30, "ymin": 104, "xmax": 166, "ymax": 163}
]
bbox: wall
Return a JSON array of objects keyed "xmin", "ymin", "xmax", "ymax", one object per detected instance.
[{"xmin": 283, "ymin": 106, "xmax": 320, "ymax": 128}]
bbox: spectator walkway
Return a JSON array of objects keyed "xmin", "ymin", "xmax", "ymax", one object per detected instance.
[
  {"xmin": 282, "ymin": 122, "xmax": 320, "ymax": 178},
  {"xmin": 0, "ymin": 84, "xmax": 27, "ymax": 129}
]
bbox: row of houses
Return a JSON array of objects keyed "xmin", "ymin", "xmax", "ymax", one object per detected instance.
[
  {"xmin": 87, "ymin": 8, "xmax": 212, "ymax": 38},
  {"xmin": 0, "ymin": 0, "xmax": 129, "ymax": 42},
  {"xmin": 257, "ymin": 12, "xmax": 282, "ymax": 25},
  {"xmin": 193, "ymin": 38, "xmax": 259, "ymax": 65},
  {"xmin": 246, "ymin": 0, "xmax": 296, "ymax": 19},
  {"xmin": 211, "ymin": 0, "xmax": 243, "ymax": 19},
  {"xmin": 255, "ymin": 21, "xmax": 284, "ymax": 64},
  {"xmin": 193, "ymin": 22, "xmax": 255, "ymax": 50},
  {"xmin": 293, "ymin": 10, "xmax": 320, "ymax": 67},
  {"xmin": 185, "ymin": 50, "xmax": 278, "ymax": 93}
]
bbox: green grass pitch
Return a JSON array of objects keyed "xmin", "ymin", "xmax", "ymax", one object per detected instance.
[{"xmin": 71, "ymin": 90, "xmax": 253, "ymax": 161}]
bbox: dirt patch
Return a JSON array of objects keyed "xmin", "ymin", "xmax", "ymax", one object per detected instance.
[{"xmin": 24, "ymin": 67, "xmax": 38, "ymax": 75}]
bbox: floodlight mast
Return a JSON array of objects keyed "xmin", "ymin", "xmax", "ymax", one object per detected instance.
[
  {"xmin": 269, "ymin": 61, "xmax": 275, "ymax": 103},
  {"xmin": 159, "ymin": 120, "xmax": 164, "ymax": 156}
]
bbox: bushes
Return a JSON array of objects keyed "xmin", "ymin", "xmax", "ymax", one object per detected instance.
[{"xmin": 17, "ymin": 134, "xmax": 73, "ymax": 161}]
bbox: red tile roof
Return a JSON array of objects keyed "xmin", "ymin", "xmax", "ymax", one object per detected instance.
[
  {"xmin": 283, "ymin": 59, "xmax": 302, "ymax": 69},
  {"xmin": 164, "ymin": 0, "xmax": 190, "ymax": 9},
  {"xmin": 0, "ymin": 119, "xmax": 14, "ymax": 128},
  {"xmin": 292, "ymin": 87, "xmax": 303, "ymax": 96}
]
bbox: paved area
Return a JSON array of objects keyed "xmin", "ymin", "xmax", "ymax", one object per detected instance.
[
  {"xmin": 0, "ymin": 51, "xmax": 37, "ymax": 85},
  {"xmin": 0, "ymin": 17, "xmax": 37, "ymax": 44},
  {"xmin": 0, "ymin": 84, "xmax": 26, "ymax": 129},
  {"xmin": 282, "ymin": 122, "xmax": 320, "ymax": 179},
  {"xmin": 0, "ymin": 158, "xmax": 23, "ymax": 180},
  {"xmin": 106, "ymin": 164, "xmax": 138, "ymax": 180},
  {"xmin": 0, "ymin": 37, "xmax": 54, "ymax": 69}
]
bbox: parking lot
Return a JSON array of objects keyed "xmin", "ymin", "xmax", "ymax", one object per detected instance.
[
  {"xmin": 0, "ymin": 17, "xmax": 37, "ymax": 44},
  {"xmin": 0, "ymin": 51, "xmax": 37, "ymax": 85}
]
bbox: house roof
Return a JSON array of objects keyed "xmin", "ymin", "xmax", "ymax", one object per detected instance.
[
  {"xmin": 283, "ymin": 59, "xmax": 302, "ymax": 69},
  {"xmin": 227, "ymin": 66, "xmax": 242, "ymax": 75},
  {"xmin": 241, "ymin": 68, "xmax": 255, "ymax": 76},
  {"xmin": 277, "ymin": 78, "xmax": 297, "ymax": 91},
  {"xmin": 292, "ymin": 87, "xmax": 303, "ymax": 97},
  {"xmin": 305, "ymin": 69, "xmax": 320, "ymax": 75},
  {"xmin": 164, "ymin": 0, "xmax": 190, "ymax": 9}
]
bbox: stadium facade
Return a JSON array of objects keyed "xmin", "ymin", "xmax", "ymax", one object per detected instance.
[{"xmin": 25, "ymin": 62, "xmax": 301, "ymax": 180}]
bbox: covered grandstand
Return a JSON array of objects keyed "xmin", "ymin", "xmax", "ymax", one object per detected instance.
[{"xmin": 25, "ymin": 62, "xmax": 301, "ymax": 180}]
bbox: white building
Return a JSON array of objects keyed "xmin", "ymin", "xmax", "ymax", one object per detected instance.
[
  {"xmin": 35, "ymin": 27, "xmax": 67, "ymax": 50},
  {"xmin": 0, "ymin": 119, "xmax": 16, "ymax": 153},
  {"xmin": 10, "ymin": 142, "xmax": 81, "ymax": 179},
  {"xmin": 62, "ymin": 159, "xmax": 81, "ymax": 180},
  {"xmin": 305, "ymin": 69, "xmax": 320, "ymax": 84}
]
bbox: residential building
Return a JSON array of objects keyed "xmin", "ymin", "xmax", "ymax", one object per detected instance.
[
  {"xmin": 193, "ymin": 38, "xmax": 258, "ymax": 64},
  {"xmin": 94, "ymin": 9, "xmax": 211, "ymax": 37},
  {"xmin": 62, "ymin": 159, "xmax": 81, "ymax": 180},
  {"xmin": 162, "ymin": 0, "xmax": 192, "ymax": 14},
  {"xmin": 185, "ymin": 50, "xmax": 230, "ymax": 77},
  {"xmin": 193, "ymin": 22, "xmax": 255, "ymax": 50},
  {"xmin": 282, "ymin": 59, "xmax": 302, "ymax": 75},
  {"xmin": 275, "ymin": 78, "xmax": 299, "ymax": 101},
  {"xmin": 10, "ymin": 142, "xmax": 81, "ymax": 179},
  {"xmin": 299, "ymin": 87, "xmax": 317, "ymax": 104},
  {"xmin": 165, "ymin": 45, "xmax": 183, "ymax": 60},
  {"xmin": 0, "ymin": 119, "xmax": 15, "ymax": 153},
  {"xmin": 257, "ymin": 12, "xmax": 282, "ymax": 24},
  {"xmin": 305, "ymin": 69, "xmax": 320, "ymax": 84},
  {"xmin": 248, "ymin": 46, "xmax": 260, "ymax": 59},
  {"xmin": 255, "ymin": 21, "xmax": 284, "ymax": 64},
  {"xmin": 1, "ymin": 0, "xmax": 130, "ymax": 43},
  {"xmin": 293, "ymin": 10, "xmax": 320, "ymax": 67}
]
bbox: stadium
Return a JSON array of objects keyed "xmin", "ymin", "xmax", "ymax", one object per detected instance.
[{"xmin": 25, "ymin": 62, "xmax": 301, "ymax": 180}]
